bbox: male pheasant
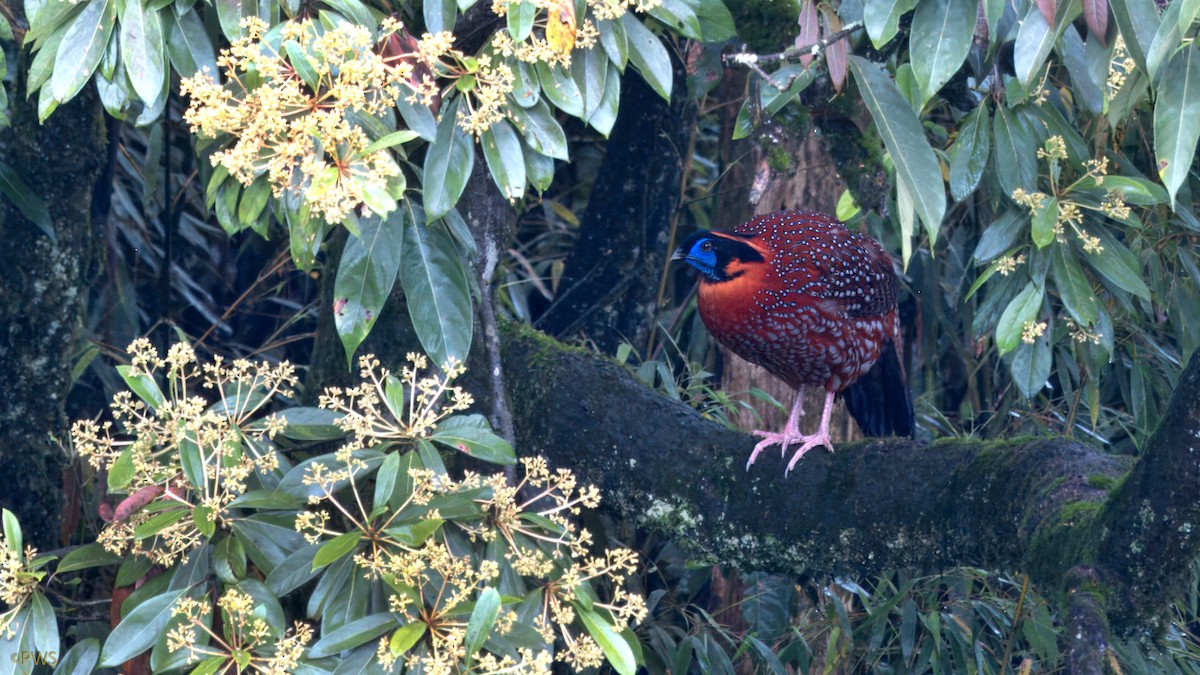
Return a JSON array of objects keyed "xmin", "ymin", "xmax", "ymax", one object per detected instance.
[{"xmin": 673, "ymin": 210, "xmax": 914, "ymax": 474}]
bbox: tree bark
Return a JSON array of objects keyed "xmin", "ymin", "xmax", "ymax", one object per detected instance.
[
  {"xmin": 536, "ymin": 65, "xmax": 695, "ymax": 353},
  {"xmin": 501, "ymin": 323, "xmax": 1199, "ymax": 637},
  {"xmin": 0, "ymin": 86, "xmax": 106, "ymax": 547}
]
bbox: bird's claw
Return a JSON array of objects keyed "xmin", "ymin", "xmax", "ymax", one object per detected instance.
[{"xmin": 746, "ymin": 429, "xmax": 834, "ymax": 475}]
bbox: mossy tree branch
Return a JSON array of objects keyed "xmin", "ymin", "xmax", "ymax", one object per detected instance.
[{"xmin": 501, "ymin": 324, "xmax": 1199, "ymax": 637}]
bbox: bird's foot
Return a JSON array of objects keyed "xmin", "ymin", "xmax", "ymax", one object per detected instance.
[
  {"xmin": 745, "ymin": 428, "xmax": 834, "ymax": 473},
  {"xmin": 783, "ymin": 430, "xmax": 834, "ymax": 476}
]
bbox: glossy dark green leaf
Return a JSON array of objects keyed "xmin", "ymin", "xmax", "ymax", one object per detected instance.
[
  {"xmin": 1099, "ymin": 175, "xmax": 1168, "ymax": 205},
  {"xmin": 993, "ymin": 105, "xmax": 1037, "ymax": 196},
  {"xmin": 574, "ymin": 43, "xmax": 608, "ymax": 122},
  {"xmin": 133, "ymin": 507, "xmax": 188, "ymax": 540},
  {"xmin": 909, "ymin": 0, "xmax": 975, "ymax": 101},
  {"xmin": 598, "ymin": 18, "xmax": 628, "ymax": 70},
  {"xmin": 464, "ymin": 587, "xmax": 501, "ymax": 666},
  {"xmin": 98, "ymin": 588, "xmax": 188, "ymax": 667},
  {"xmin": 165, "ymin": 7, "xmax": 216, "ymax": 78},
  {"xmin": 120, "ymin": 0, "xmax": 165, "ymax": 104},
  {"xmin": 51, "ymin": 637, "xmax": 100, "ymax": 675},
  {"xmin": 537, "ymin": 61, "xmax": 584, "ymax": 118},
  {"xmin": 1062, "ymin": 26, "xmax": 1105, "ymax": 114},
  {"xmin": 949, "ymin": 103, "xmax": 990, "ymax": 201},
  {"xmin": 383, "ymin": 517, "xmax": 443, "ymax": 547},
  {"xmin": 0, "ymin": 163, "xmax": 54, "ymax": 241},
  {"xmin": 423, "ymin": 0, "xmax": 455, "ymax": 33},
  {"xmin": 397, "ymin": 96, "xmax": 437, "ymax": 141},
  {"xmin": 589, "ymin": 61, "xmax": 621, "ymax": 136},
  {"xmin": 648, "ymin": 0, "xmax": 701, "ymax": 39},
  {"xmin": 578, "ymin": 607, "xmax": 637, "ymax": 675},
  {"xmin": 865, "ymin": 0, "xmax": 918, "ymax": 47},
  {"xmin": 1013, "ymin": 3, "xmax": 1068, "ymax": 88},
  {"xmin": 388, "ymin": 622, "xmax": 427, "ymax": 658},
  {"xmin": 265, "ymin": 543, "xmax": 321, "ymax": 596},
  {"xmin": 509, "ymin": 98, "xmax": 569, "ymax": 160},
  {"xmin": 334, "ymin": 212, "xmax": 405, "ymax": 364},
  {"xmin": 308, "ymin": 613, "xmax": 398, "ymax": 658},
  {"xmin": 1009, "ymin": 337, "xmax": 1052, "ymax": 398},
  {"xmin": 231, "ymin": 515, "xmax": 309, "ymax": 573},
  {"xmin": 1031, "ymin": 196, "xmax": 1058, "ymax": 248},
  {"xmin": 278, "ymin": 449, "xmax": 385, "ymax": 501},
  {"xmin": 622, "ymin": 12, "xmax": 672, "ymax": 100},
  {"xmin": 482, "ymin": 121, "xmax": 526, "ymax": 200},
  {"xmin": 50, "ymin": 0, "xmax": 113, "ymax": 103},
  {"xmin": 424, "ymin": 100, "xmax": 475, "ymax": 221},
  {"xmin": 1110, "ymin": 0, "xmax": 1157, "ymax": 73},
  {"xmin": 507, "ymin": 0, "xmax": 535, "ymax": 40},
  {"xmin": 30, "ymin": 591, "xmax": 58, "ymax": 656},
  {"xmin": 1084, "ymin": 228, "xmax": 1150, "ymax": 300},
  {"xmin": 430, "ymin": 414, "xmax": 515, "ymax": 465},
  {"xmin": 56, "ymin": 542, "xmax": 121, "ymax": 572},
  {"xmin": 1147, "ymin": 0, "xmax": 1189, "ymax": 78},
  {"xmin": 1153, "ymin": 45, "xmax": 1200, "ymax": 207},
  {"xmin": 400, "ymin": 218, "xmax": 473, "ymax": 369},
  {"xmin": 996, "ymin": 281, "xmax": 1044, "ymax": 355},
  {"xmin": 1052, "ymin": 245, "xmax": 1097, "ymax": 325},
  {"xmin": 694, "ymin": 0, "xmax": 736, "ymax": 40},
  {"xmin": 849, "ymin": 56, "xmax": 945, "ymax": 242}
]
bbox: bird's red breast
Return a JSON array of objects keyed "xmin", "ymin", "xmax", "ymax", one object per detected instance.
[{"xmin": 695, "ymin": 211, "xmax": 902, "ymax": 393}]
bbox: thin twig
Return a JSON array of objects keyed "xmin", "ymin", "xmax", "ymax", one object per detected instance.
[
  {"xmin": 724, "ymin": 21, "xmax": 864, "ymax": 71},
  {"xmin": 1000, "ymin": 573, "xmax": 1032, "ymax": 675}
]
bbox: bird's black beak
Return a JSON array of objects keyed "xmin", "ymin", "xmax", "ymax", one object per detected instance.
[{"xmin": 670, "ymin": 247, "xmax": 686, "ymax": 261}]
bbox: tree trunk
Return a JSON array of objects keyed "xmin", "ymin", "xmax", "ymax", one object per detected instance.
[
  {"xmin": 0, "ymin": 84, "xmax": 106, "ymax": 547},
  {"xmin": 500, "ymin": 322, "xmax": 1200, "ymax": 639}
]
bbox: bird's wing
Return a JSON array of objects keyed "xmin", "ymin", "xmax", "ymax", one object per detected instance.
[{"xmin": 779, "ymin": 228, "xmax": 898, "ymax": 317}]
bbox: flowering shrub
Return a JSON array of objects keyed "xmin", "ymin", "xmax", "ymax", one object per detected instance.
[{"xmin": 7, "ymin": 341, "xmax": 649, "ymax": 673}]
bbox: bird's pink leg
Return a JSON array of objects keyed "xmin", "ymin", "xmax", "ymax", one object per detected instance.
[
  {"xmin": 745, "ymin": 390, "xmax": 837, "ymax": 474},
  {"xmin": 746, "ymin": 392, "xmax": 807, "ymax": 470},
  {"xmin": 783, "ymin": 390, "xmax": 836, "ymax": 475}
]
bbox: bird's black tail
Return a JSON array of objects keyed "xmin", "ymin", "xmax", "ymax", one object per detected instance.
[{"xmin": 840, "ymin": 338, "xmax": 914, "ymax": 437}]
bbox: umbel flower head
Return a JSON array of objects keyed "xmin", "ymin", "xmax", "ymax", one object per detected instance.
[{"xmin": 181, "ymin": 17, "xmax": 411, "ymax": 224}]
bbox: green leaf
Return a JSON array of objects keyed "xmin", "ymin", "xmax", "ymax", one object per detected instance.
[
  {"xmin": 1031, "ymin": 196, "xmax": 1058, "ymax": 248},
  {"xmin": 389, "ymin": 622, "xmax": 427, "ymax": 656},
  {"xmin": 56, "ymin": 542, "xmax": 121, "ymax": 572},
  {"xmin": 848, "ymin": 56, "xmax": 946, "ymax": 243},
  {"xmin": 1051, "ymin": 245, "xmax": 1097, "ymax": 325},
  {"xmin": 430, "ymin": 414, "xmax": 516, "ymax": 465},
  {"xmin": 51, "ymin": 638, "xmax": 100, "ymax": 675},
  {"xmin": 1013, "ymin": 3, "xmax": 1061, "ymax": 89},
  {"xmin": 464, "ymin": 587, "xmax": 501, "ymax": 666},
  {"xmin": 995, "ymin": 281, "xmax": 1044, "ymax": 355},
  {"xmin": 509, "ymin": 97, "xmax": 570, "ymax": 160},
  {"xmin": 107, "ymin": 446, "xmax": 137, "ymax": 491},
  {"xmin": 400, "ymin": 217, "xmax": 473, "ymax": 369},
  {"xmin": 278, "ymin": 449, "xmax": 385, "ymax": 501},
  {"xmin": 482, "ymin": 121, "xmax": 526, "ymax": 200},
  {"xmin": 424, "ymin": 0, "xmax": 455, "ymax": 33},
  {"xmin": 537, "ymin": 61, "xmax": 584, "ymax": 117},
  {"xmin": 424, "ymin": 99, "xmax": 475, "ymax": 221},
  {"xmin": 397, "ymin": 96, "xmax": 437, "ymax": 140},
  {"xmin": 1154, "ymin": 45, "xmax": 1200, "ymax": 208},
  {"xmin": 120, "ymin": 0, "xmax": 165, "ymax": 105},
  {"xmin": 383, "ymin": 518, "xmax": 444, "ymax": 547},
  {"xmin": 1110, "ymin": 0, "xmax": 1158, "ymax": 74},
  {"xmin": 949, "ymin": 103, "xmax": 990, "ymax": 201},
  {"xmin": 284, "ymin": 40, "xmax": 320, "ymax": 89},
  {"xmin": 865, "ymin": 0, "xmax": 918, "ymax": 47},
  {"xmin": 589, "ymin": 61, "xmax": 622, "ymax": 136},
  {"xmin": 133, "ymin": 507, "xmax": 188, "ymax": 540},
  {"xmin": 165, "ymin": 7, "xmax": 216, "ymax": 78},
  {"xmin": 1009, "ymin": 337, "xmax": 1052, "ymax": 398},
  {"xmin": 99, "ymin": 588, "xmax": 189, "ymax": 667},
  {"xmin": 308, "ymin": 613, "xmax": 398, "ymax": 658},
  {"xmin": 2, "ymin": 509, "xmax": 20, "ymax": 556},
  {"xmin": 622, "ymin": 12, "xmax": 672, "ymax": 100},
  {"xmin": 599, "ymin": 17, "xmax": 628, "ymax": 70},
  {"xmin": 909, "ymin": 0, "xmax": 975, "ymax": 102},
  {"xmin": 362, "ymin": 129, "xmax": 420, "ymax": 155},
  {"xmin": 578, "ymin": 607, "xmax": 637, "ymax": 675},
  {"xmin": 693, "ymin": 0, "xmax": 736, "ymax": 40},
  {"xmin": 574, "ymin": 42, "xmax": 608, "ymax": 123},
  {"xmin": 0, "ymin": 163, "xmax": 54, "ymax": 241},
  {"xmin": 993, "ymin": 105, "xmax": 1037, "ymax": 196},
  {"xmin": 313, "ymin": 530, "xmax": 363, "ymax": 571},
  {"xmin": 508, "ymin": 0, "xmax": 535, "ymax": 40},
  {"xmin": 193, "ymin": 505, "xmax": 216, "ymax": 539},
  {"xmin": 648, "ymin": 0, "xmax": 701, "ymax": 38},
  {"xmin": 50, "ymin": 0, "xmax": 114, "ymax": 103},
  {"xmin": 1099, "ymin": 175, "xmax": 1168, "ymax": 205},
  {"xmin": 334, "ymin": 212, "xmax": 405, "ymax": 365},
  {"xmin": 277, "ymin": 407, "xmax": 344, "ymax": 440},
  {"xmin": 1084, "ymin": 228, "xmax": 1151, "ymax": 300},
  {"xmin": 30, "ymin": 592, "xmax": 58, "ymax": 656}
]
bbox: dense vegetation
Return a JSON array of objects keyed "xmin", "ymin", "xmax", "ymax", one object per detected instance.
[{"xmin": 2, "ymin": 0, "xmax": 1200, "ymax": 672}]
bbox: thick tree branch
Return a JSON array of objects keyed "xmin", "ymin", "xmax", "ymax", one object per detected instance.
[{"xmin": 502, "ymin": 324, "xmax": 1199, "ymax": 636}]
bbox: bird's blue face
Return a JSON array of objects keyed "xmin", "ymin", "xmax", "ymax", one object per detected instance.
[
  {"xmin": 673, "ymin": 231, "xmax": 765, "ymax": 283},
  {"xmin": 674, "ymin": 235, "xmax": 722, "ymax": 281}
]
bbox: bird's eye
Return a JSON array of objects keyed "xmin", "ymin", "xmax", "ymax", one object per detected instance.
[{"xmin": 700, "ymin": 241, "xmax": 714, "ymax": 253}]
